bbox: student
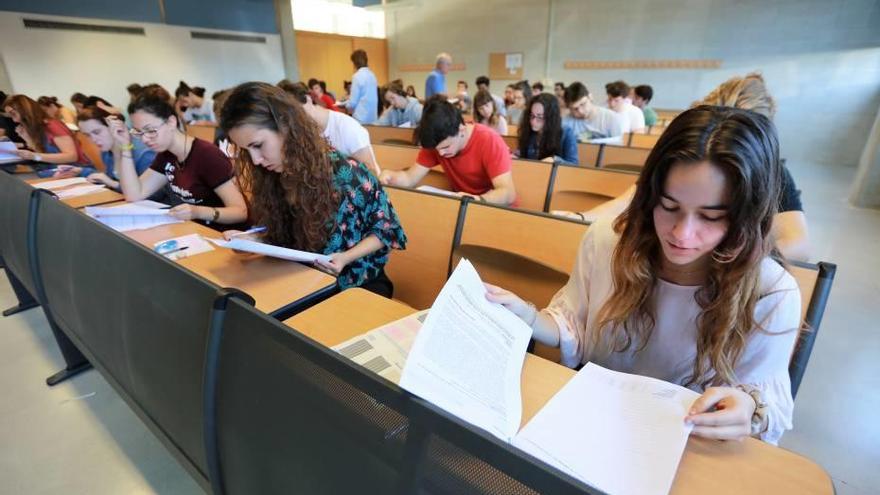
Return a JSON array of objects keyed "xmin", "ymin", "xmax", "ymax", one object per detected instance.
[
  {"xmin": 70, "ymin": 92, "xmax": 88, "ymax": 114},
  {"xmin": 425, "ymin": 52, "xmax": 452, "ymax": 98},
  {"xmin": 455, "ymin": 80, "xmax": 472, "ymax": 113},
  {"xmin": 176, "ymin": 81, "xmax": 215, "ymax": 125},
  {"xmin": 475, "ymin": 76, "xmax": 507, "ymax": 117},
  {"xmin": 473, "ymin": 89, "xmax": 508, "ymax": 136},
  {"xmin": 117, "ymin": 86, "xmax": 247, "ymax": 226},
  {"xmin": 515, "ymin": 93, "xmax": 578, "ymax": 164},
  {"xmin": 531, "ymin": 81, "xmax": 544, "ymax": 95},
  {"xmin": 507, "ymin": 80, "xmax": 532, "ymax": 126},
  {"xmin": 633, "ymin": 85, "xmax": 658, "ymax": 127},
  {"xmin": 554, "ymin": 82, "xmax": 566, "ymax": 101},
  {"xmin": 3, "ymin": 94, "xmax": 90, "ymax": 166},
  {"xmin": 488, "ymin": 106, "xmax": 800, "ymax": 444},
  {"xmin": 72, "ymin": 106, "xmax": 158, "ymax": 193},
  {"xmin": 377, "ymin": 81, "xmax": 423, "ymax": 128},
  {"xmin": 606, "ymin": 80, "xmax": 646, "ymax": 133},
  {"xmin": 503, "ymin": 84, "xmax": 515, "ymax": 107},
  {"xmin": 562, "ymin": 82, "xmax": 624, "ymax": 141},
  {"xmin": 220, "ymin": 82, "xmax": 406, "ymax": 297},
  {"xmin": 308, "ymin": 78, "xmax": 339, "ymax": 111},
  {"xmin": 278, "ymin": 80, "xmax": 380, "ymax": 176},
  {"xmin": 127, "ymin": 83, "xmax": 144, "ymax": 103},
  {"xmin": 37, "ymin": 96, "xmax": 77, "ymax": 128},
  {"xmin": 405, "ymin": 85, "xmax": 417, "ymax": 99},
  {"xmin": 380, "ymin": 96, "xmax": 517, "ymax": 206},
  {"xmin": 0, "ymin": 91, "xmax": 23, "ymax": 144},
  {"xmin": 346, "ymin": 49, "xmax": 379, "ymax": 124}
]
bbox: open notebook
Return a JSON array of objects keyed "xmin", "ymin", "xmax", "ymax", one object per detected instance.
[{"xmin": 336, "ymin": 259, "xmax": 699, "ymax": 495}]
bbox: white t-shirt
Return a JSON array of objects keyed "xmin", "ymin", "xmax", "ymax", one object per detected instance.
[
  {"xmin": 612, "ymin": 101, "xmax": 646, "ymax": 134},
  {"xmin": 183, "ymin": 97, "xmax": 215, "ymax": 123},
  {"xmin": 563, "ymin": 106, "xmax": 624, "ymax": 140},
  {"xmin": 322, "ymin": 110, "xmax": 372, "ymax": 158}
]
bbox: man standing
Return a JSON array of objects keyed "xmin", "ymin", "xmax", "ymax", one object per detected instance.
[{"xmin": 425, "ymin": 53, "xmax": 452, "ymax": 98}]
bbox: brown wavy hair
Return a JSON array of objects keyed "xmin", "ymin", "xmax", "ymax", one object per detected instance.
[
  {"xmin": 595, "ymin": 105, "xmax": 784, "ymax": 388},
  {"xmin": 3, "ymin": 94, "xmax": 50, "ymax": 152},
  {"xmin": 220, "ymin": 82, "xmax": 337, "ymax": 252},
  {"xmin": 694, "ymin": 72, "xmax": 776, "ymax": 119},
  {"xmin": 473, "ymin": 89, "xmax": 500, "ymax": 128}
]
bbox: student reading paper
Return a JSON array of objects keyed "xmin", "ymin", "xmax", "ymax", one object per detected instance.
[
  {"xmin": 486, "ymin": 106, "xmax": 801, "ymax": 445},
  {"xmin": 220, "ymin": 82, "xmax": 407, "ymax": 297}
]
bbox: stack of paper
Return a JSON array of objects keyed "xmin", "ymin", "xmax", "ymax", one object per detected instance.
[
  {"xmin": 0, "ymin": 141, "xmax": 21, "ymax": 164},
  {"xmin": 207, "ymin": 238, "xmax": 330, "ymax": 263},
  {"xmin": 32, "ymin": 177, "xmax": 89, "ymax": 190},
  {"xmin": 54, "ymin": 184, "xmax": 107, "ymax": 198},
  {"xmin": 332, "ymin": 311, "xmax": 427, "ymax": 383},
  {"xmin": 85, "ymin": 202, "xmax": 182, "ymax": 232}
]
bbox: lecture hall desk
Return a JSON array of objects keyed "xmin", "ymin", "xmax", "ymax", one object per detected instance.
[
  {"xmin": 27, "ymin": 177, "xmax": 125, "ymax": 208},
  {"xmin": 286, "ymin": 288, "xmax": 834, "ymax": 495}
]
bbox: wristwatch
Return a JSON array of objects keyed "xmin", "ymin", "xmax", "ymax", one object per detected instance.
[
  {"xmin": 736, "ymin": 384, "xmax": 768, "ymax": 436},
  {"xmin": 211, "ymin": 207, "xmax": 220, "ymax": 223},
  {"xmin": 33, "ymin": 154, "xmax": 42, "ymax": 162}
]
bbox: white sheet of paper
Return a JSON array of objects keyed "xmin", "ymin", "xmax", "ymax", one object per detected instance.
[
  {"xmin": 512, "ymin": 363, "xmax": 699, "ymax": 495},
  {"xmin": 333, "ymin": 310, "xmax": 428, "ymax": 383},
  {"xmin": 207, "ymin": 238, "xmax": 331, "ymax": 263},
  {"xmin": 0, "ymin": 141, "xmax": 19, "ymax": 161},
  {"xmin": 32, "ymin": 177, "xmax": 89, "ymax": 190},
  {"xmin": 85, "ymin": 204, "xmax": 173, "ymax": 217},
  {"xmin": 153, "ymin": 233, "xmax": 215, "ymax": 260},
  {"xmin": 398, "ymin": 121, "xmax": 414, "ymax": 128},
  {"xmin": 399, "ymin": 259, "xmax": 532, "ymax": 441},
  {"xmin": 416, "ymin": 185, "xmax": 457, "ymax": 197},
  {"xmin": 53, "ymin": 184, "xmax": 107, "ymax": 198},
  {"xmin": 86, "ymin": 201, "xmax": 181, "ymax": 232}
]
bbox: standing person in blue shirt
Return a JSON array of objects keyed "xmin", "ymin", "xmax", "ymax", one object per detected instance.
[
  {"xmin": 377, "ymin": 81, "xmax": 423, "ymax": 127},
  {"xmin": 424, "ymin": 52, "xmax": 452, "ymax": 98},
  {"xmin": 345, "ymin": 49, "xmax": 378, "ymax": 124}
]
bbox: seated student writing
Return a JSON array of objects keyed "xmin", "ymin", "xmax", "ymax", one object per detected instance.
[
  {"xmin": 277, "ymin": 80, "xmax": 380, "ymax": 176},
  {"xmin": 562, "ymin": 82, "xmax": 624, "ymax": 141},
  {"xmin": 473, "ymin": 89, "xmax": 508, "ymax": 136},
  {"xmin": 380, "ymin": 96, "xmax": 517, "ymax": 206},
  {"xmin": 487, "ymin": 106, "xmax": 800, "ymax": 444},
  {"xmin": 176, "ymin": 81, "xmax": 215, "ymax": 125},
  {"xmin": 37, "ymin": 96, "xmax": 77, "ymax": 129},
  {"xmin": 117, "ymin": 86, "xmax": 247, "ymax": 226},
  {"xmin": 377, "ymin": 81, "xmax": 423, "ymax": 127},
  {"xmin": 606, "ymin": 80, "xmax": 646, "ymax": 134},
  {"xmin": 3, "ymin": 94, "xmax": 91, "ymax": 167},
  {"xmin": 220, "ymin": 82, "xmax": 407, "ymax": 297},
  {"xmin": 513, "ymin": 93, "xmax": 578, "ymax": 164}
]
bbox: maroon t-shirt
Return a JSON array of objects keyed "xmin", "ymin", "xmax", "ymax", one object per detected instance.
[{"xmin": 149, "ymin": 138, "xmax": 233, "ymax": 207}]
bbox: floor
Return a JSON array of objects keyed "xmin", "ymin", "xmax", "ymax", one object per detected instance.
[{"xmin": 0, "ymin": 161, "xmax": 878, "ymax": 495}]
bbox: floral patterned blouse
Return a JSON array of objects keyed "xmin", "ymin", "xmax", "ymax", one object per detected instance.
[{"xmin": 324, "ymin": 151, "xmax": 407, "ymax": 289}]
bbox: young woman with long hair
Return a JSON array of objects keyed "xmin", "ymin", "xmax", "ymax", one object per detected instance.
[
  {"xmin": 487, "ymin": 106, "xmax": 801, "ymax": 444},
  {"xmin": 117, "ymin": 85, "xmax": 247, "ymax": 226},
  {"xmin": 473, "ymin": 89, "xmax": 508, "ymax": 136},
  {"xmin": 73, "ymin": 106, "xmax": 157, "ymax": 190},
  {"xmin": 37, "ymin": 96, "xmax": 77, "ymax": 128},
  {"xmin": 220, "ymin": 82, "xmax": 406, "ymax": 297},
  {"xmin": 3, "ymin": 94, "xmax": 90, "ymax": 166},
  {"xmin": 515, "ymin": 93, "xmax": 578, "ymax": 164}
]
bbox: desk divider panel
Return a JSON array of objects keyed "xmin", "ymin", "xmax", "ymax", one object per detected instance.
[
  {"xmin": 0, "ymin": 171, "xmax": 40, "ymax": 296},
  {"xmin": 547, "ymin": 165, "xmax": 638, "ymax": 213},
  {"xmin": 597, "ymin": 145, "xmax": 651, "ymax": 171}
]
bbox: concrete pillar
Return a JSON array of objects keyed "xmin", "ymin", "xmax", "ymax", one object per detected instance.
[
  {"xmin": 850, "ymin": 104, "xmax": 880, "ymax": 209},
  {"xmin": 274, "ymin": 0, "xmax": 300, "ymax": 82},
  {"xmin": 0, "ymin": 54, "xmax": 13, "ymax": 93}
]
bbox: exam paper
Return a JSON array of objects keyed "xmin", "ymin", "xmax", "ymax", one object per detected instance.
[
  {"xmin": 85, "ymin": 202, "xmax": 182, "ymax": 232},
  {"xmin": 32, "ymin": 177, "xmax": 89, "ymax": 190},
  {"xmin": 207, "ymin": 238, "xmax": 331, "ymax": 264},
  {"xmin": 53, "ymin": 184, "xmax": 107, "ymax": 198},
  {"xmin": 333, "ymin": 311, "xmax": 428, "ymax": 383},
  {"xmin": 153, "ymin": 233, "xmax": 215, "ymax": 261},
  {"xmin": 416, "ymin": 185, "xmax": 457, "ymax": 197},
  {"xmin": 399, "ymin": 259, "xmax": 532, "ymax": 441},
  {"xmin": 512, "ymin": 363, "xmax": 700, "ymax": 495},
  {"xmin": 0, "ymin": 141, "xmax": 20, "ymax": 163}
]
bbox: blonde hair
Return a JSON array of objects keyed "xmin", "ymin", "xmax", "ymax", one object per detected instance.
[
  {"xmin": 695, "ymin": 72, "xmax": 776, "ymax": 119},
  {"xmin": 435, "ymin": 52, "xmax": 452, "ymax": 66}
]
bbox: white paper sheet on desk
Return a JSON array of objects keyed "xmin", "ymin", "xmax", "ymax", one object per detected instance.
[
  {"xmin": 85, "ymin": 202, "xmax": 182, "ymax": 232},
  {"xmin": 54, "ymin": 184, "xmax": 107, "ymax": 198},
  {"xmin": 207, "ymin": 238, "xmax": 331, "ymax": 263},
  {"xmin": 153, "ymin": 233, "xmax": 215, "ymax": 260},
  {"xmin": 511, "ymin": 363, "xmax": 700, "ymax": 495},
  {"xmin": 32, "ymin": 177, "xmax": 88, "ymax": 190},
  {"xmin": 332, "ymin": 310, "xmax": 428, "ymax": 383},
  {"xmin": 0, "ymin": 141, "xmax": 20, "ymax": 161},
  {"xmin": 416, "ymin": 185, "xmax": 457, "ymax": 197},
  {"xmin": 399, "ymin": 259, "xmax": 532, "ymax": 442}
]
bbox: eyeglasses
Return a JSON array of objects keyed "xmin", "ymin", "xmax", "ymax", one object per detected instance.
[
  {"xmin": 130, "ymin": 120, "xmax": 167, "ymax": 138},
  {"xmin": 529, "ymin": 114, "xmax": 545, "ymax": 122}
]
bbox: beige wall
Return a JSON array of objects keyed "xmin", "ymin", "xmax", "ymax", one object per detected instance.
[{"xmin": 295, "ymin": 30, "xmax": 388, "ymax": 98}]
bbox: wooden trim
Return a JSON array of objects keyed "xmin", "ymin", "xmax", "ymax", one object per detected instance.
[
  {"xmin": 564, "ymin": 59, "xmax": 722, "ymax": 70},
  {"xmin": 398, "ymin": 63, "xmax": 466, "ymax": 72},
  {"xmin": 294, "ymin": 29, "xmax": 384, "ymax": 42}
]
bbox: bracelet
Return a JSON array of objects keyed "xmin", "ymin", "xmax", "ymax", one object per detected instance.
[
  {"xmin": 120, "ymin": 143, "xmax": 134, "ymax": 151},
  {"xmin": 736, "ymin": 384, "xmax": 768, "ymax": 436},
  {"xmin": 211, "ymin": 207, "xmax": 220, "ymax": 223}
]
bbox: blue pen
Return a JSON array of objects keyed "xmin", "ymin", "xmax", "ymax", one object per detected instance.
[{"xmin": 228, "ymin": 226, "xmax": 267, "ymax": 238}]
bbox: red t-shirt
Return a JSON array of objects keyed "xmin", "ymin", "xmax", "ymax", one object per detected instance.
[
  {"xmin": 149, "ymin": 138, "xmax": 233, "ymax": 207},
  {"xmin": 44, "ymin": 119, "xmax": 89, "ymax": 164},
  {"xmin": 320, "ymin": 93, "xmax": 342, "ymax": 112},
  {"xmin": 416, "ymin": 123, "xmax": 514, "ymax": 203}
]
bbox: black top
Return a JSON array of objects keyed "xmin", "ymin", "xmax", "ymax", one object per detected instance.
[{"xmin": 780, "ymin": 164, "xmax": 803, "ymax": 213}]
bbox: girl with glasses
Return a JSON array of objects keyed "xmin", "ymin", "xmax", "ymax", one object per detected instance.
[{"xmin": 514, "ymin": 93, "xmax": 578, "ymax": 164}]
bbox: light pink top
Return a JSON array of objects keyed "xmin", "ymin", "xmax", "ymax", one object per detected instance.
[{"xmin": 544, "ymin": 216, "xmax": 801, "ymax": 444}]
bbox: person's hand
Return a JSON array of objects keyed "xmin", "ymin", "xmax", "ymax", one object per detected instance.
[
  {"xmin": 686, "ymin": 386, "xmax": 756, "ymax": 441},
  {"xmin": 15, "ymin": 149, "xmax": 35, "ymax": 161},
  {"xmin": 53, "ymin": 165, "xmax": 82, "ymax": 178},
  {"xmin": 541, "ymin": 156, "xmax": 555, "ymax": 163},
  {"xmin": 168, "ymin": 204, "xmax": 203, "ymax": 221},
  {"xmin": 315, "ymin": 252, "xmax": 351, "ymax": 275},
  {"xmin": 379, "ymin": 169, "xmax": 402, "ymax": 186},
  {"xmin": 87, "ymin": 172, "xmax": 113, "ymax": 186},
  {"xmin": 105, "ymin": 116, "xmax": 132, "ymax": 147},
  {"xmin": 483, "ymin": 283, "xmax": 536, "ymax": 323},
  {"xmin": 456, "ymin": 192, "xmax": 480, "ymax": 200}
]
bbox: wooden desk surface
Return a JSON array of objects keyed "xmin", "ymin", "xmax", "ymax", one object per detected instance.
[
  {"xmin": 26, "ymin": 177, "xmax": 124, "ymax": 208},
  {"xmin": 285, "ymin": 289, "xmax": 834, "ymax": 495},
  {"xmin": 125, "ymin": 220, "xmax": 337, "ymax": 316}
]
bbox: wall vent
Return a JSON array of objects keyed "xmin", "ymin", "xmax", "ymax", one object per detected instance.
[
  {"xmin": 190, "ymin": 31, "xmax": 266, "ymax": 43},
  {"xmin": 22, "ymin": 18, "xmax": 145, "ymax": 36}
]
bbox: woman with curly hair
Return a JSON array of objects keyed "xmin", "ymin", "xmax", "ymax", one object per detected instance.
[
  {"xmin": 515, "ymin": 92, "xmax": 578, "ymax": 164},
  {"xmin": 220, "ymin": 82, "xmax": 407, "ymax": 297},
  {"xmin": 488, "ymin": 106, "xmax": 801, "ymax": 445}
]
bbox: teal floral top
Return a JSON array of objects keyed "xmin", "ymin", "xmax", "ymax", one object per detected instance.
[{"xmin": 324, "ymin": 151, "xmax": 407, "ymax": 289}]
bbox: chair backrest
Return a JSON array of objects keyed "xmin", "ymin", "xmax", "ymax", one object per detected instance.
[
  {"xmin": 366, "ymin": 125, "xmax": 416, "ymax": 145},
  {"xmin": 373, "ymin": 143, "xmax": 419, "ymax": 171},
  {"xmin": 75, "ymin": 132, "xmax": 106, "ymax": 171},
  {"xmin": 452, "ymin": 201, "xmax": 588, "ymax": 309},
  {"xmin": 623, "ymin": 132, "xmax": 660, "ymax": 149},
  {"xmin": 547, "ymin": 165, "xmax": 638, "ymax": 213},
  {"xmin": 185, "ymin": 124, "xmax": 218, "ymax": 143},
  {"xmin": 502, "ymin": 134, "xmax": 518, "ymax": 150},
  {"xmin": 598, "ymin": 145, "xmax": 651, "ymax": 171},
  {"xmin": 32, "ymin": 194, "xmax": 221, "ymax": 487},
  {"xmin": 576, "ymin": 142, "xmax": 602, "ymax": 167},
  {"xmin": 510, "ymin": 159, "xmax": 553, "ymax": 212},
  {"xmin": 385, "ymin": 187, "xmax": 463, "ymax": 309},
  {"xmin": 213, "ymin": 298, "xmax": 410, "ymax": 494},
  {"xmin": 787, "ymin": 261, "xmax": 836, "ymax": 398},
  {"xmin": 0, "ymin": 172, "xmax": 39, "ymax": 295}
]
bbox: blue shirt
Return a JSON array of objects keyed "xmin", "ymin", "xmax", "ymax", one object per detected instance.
[
  {"xmin": 376, "ymin": 97, "xmax": 423, "ymax": 127},
  {"xmin": 347, "ymin": 67, "xmax": 378, "ymax": 124},
  {"xmin": 79, "ymin": 138, "xmax": 156, "ymax": 179},
  {"xmin": 524, "ymin": 126, "xmax": 579, "ymax": 165},
  {"xmin": 424, "ymin": 69, "xmax": 446, "ymax": 98}
]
